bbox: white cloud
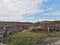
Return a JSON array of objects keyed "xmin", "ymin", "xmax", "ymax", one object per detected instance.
[
  {"xmin": 42, "ymin": 11, "xmax": 60, "ymax": 15},
  {"xmin": 0, "ymin": 0, "xmax": 47, "ymax": 22},
  {"xmin": 52, "ymin": 11, "xmax": 60, "ymax": 15},
  {"xmin": 39, "ymin": 19, "xmax": 50, "ymax": 21},
  {"xmin": 39, "ymin": 19, "xmax": 60, "ymax": 22}
]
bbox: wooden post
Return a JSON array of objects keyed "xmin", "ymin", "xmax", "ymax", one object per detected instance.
[
  {"xmin": 48, "ymin": 27, "xmax": 52, "ymax": 45},
  {"xmin": 48, "ymin": 27, "xmax": 50, "ymax": 34},
  {"xmin": 3, "ymin": 26, "xmax": 7, "ymax": 37}
]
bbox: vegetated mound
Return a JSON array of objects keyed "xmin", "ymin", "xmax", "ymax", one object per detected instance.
[
  {"xmin": 0, "ymin": 21, "xmax": 33, "ymax": 25},
  {"xmin": 3, "ymin": 32, "xmax": 48, "ymax": 45},
  {"xmin": 33, "ymin": 20, "xmax": 60, "ymax": 26},
  {"xmin": 40, "ymin": 20, "xmax": 60, "ymax": 25},
  {"xmin": 0, "ymin": 20, "xmax": 60, "ymax": 26},
  {"xmin": 3, "ymin": 31, "xmax": 60, "ymax": 45}
]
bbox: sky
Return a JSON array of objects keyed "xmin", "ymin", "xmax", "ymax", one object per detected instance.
[{"xmin": 0, "ymin": 0, "xmax": 60, "ymax": 22}]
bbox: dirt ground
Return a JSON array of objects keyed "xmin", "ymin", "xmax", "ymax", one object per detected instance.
[{"xmin": 44, "ymin": 37, "xmax": 60, "ymax": 45}]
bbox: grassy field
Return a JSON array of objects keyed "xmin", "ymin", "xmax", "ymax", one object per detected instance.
[{"xmin": 3, "ymin": 31, "xmax": 60, "ymax": 45}]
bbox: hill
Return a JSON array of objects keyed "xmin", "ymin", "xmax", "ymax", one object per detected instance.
[{"xmin": 34, "ymin": 20, "xmax": 60, "ymax": 26}]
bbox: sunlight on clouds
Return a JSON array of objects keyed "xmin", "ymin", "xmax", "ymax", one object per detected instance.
[
  {"xmin": 0, "ymin": 0, "xmax": 59, "ymax": 22},
  {"xmin": 0, "ymin": 0, "xmax": 47, "ymax": 22}
]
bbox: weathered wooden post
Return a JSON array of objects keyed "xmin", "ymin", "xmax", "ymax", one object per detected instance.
[
  {"xmin": 48, "ymin": 27, "xmax": 50, "ymax": 34},
  {"xmin": 48, "ymin": 27, "xmax": 52, "ymax": 45},
  {"xmin": 3, "ymin": 26, "xmax": 7, "ymax": 37}
]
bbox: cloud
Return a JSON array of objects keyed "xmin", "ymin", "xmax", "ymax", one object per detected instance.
[
  {"xmin": 41, "ymin": 11, "xmax": 60, "ymax": 15},
  {"xmin": 52, "ymin": 11, "xmax": 60, "ymax": 15},
  {"xmin": 39, "ymin": 19, "xmax": 60, "ymax": 22},
  {"xmin": 0, "ymin": 0, "xmax": 47, "ymax": 22},
  {"xmin": 39, "ymin": 19, "xmax": 51, "ymax": 21}
]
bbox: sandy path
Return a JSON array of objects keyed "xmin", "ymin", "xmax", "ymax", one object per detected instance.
[{"xmin": 43, "ymin": 37, "xmax": 60, "ymax": 45}]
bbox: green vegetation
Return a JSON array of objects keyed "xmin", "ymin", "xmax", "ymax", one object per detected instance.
[
  {"xmin": 0, "ymin": 20, "xmax": 60, "ymax": 26},
  {"xmin": 49, "ymin": 32, "xmax": 60, "ymax": 37},
  {"xmin": 3, "ymin": 31, "xmax": 60, "ymax": 45},
  {"xmin": 3, "ymin": 32, "xmax": 49, "ymax": 45}
]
